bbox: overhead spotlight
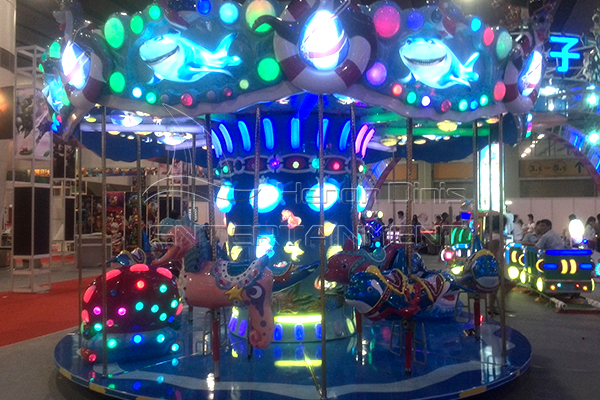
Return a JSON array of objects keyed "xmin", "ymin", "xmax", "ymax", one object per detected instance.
[
  {"xmin": 524, "ymin": 148, "xmax": 531, "ymax": 153},
  {"xmin": 587, "ymin": 93, "xmax": 599, "ymax": 106},
  {"xmin": 537, "ymin": 134, "xmax": 545, "ymax": 139}
]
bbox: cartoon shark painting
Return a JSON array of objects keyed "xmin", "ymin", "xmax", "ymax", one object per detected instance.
[
  {"xmin": 139, "ymin": 32, "xmax": 242, "ymax": 84},
  {"xmin": 399, "ymin": 37, "xmax": 480, "ymax": 89}
]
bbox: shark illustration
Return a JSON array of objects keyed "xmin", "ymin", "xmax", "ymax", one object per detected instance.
[
  {"xmin": 399, "ymin": 37, "xmax": 480, "ymax": 89},
  {"xmin": 139, "ymin": 32, "xmax": 241, "ymax": 84}
]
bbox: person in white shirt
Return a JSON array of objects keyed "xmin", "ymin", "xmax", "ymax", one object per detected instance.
[{"xmin": 583, "ymin": 216, "xmax": 596, "ymax": 249}]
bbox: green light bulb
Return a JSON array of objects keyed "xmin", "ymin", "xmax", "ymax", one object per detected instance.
[
  {"xmin": 146, "ymin": 92, "xmax": 157, "ymax": 104},
  {"xmin": 49, "ymin": 42, "xmax": 61, "ymax": 59},
  {"xmin": 130, "ymin": 15, "xmax": 145, "ymax": 35},
  {"xmin": 479, "ymin": 95, "xmax": 489, "ymax": 107},
  {"xmin": 148, "ymin": 5, "xmax": 162, "ymax": 20},
  {"xmin": 257, "ymin": 58, "xmax": 280, "ymax": 82},
  {"xmin": 109, "ymin": 72, "xmax": 126, "ymax": 93},
  {"xmin": 104, "ymin": 17, "xmax": 125, "ymax": 49}
]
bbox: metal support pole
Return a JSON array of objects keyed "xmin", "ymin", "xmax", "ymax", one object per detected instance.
[
  {"xmin": 253, "ymin": 107, "xmax": 261, "ymax": 258},
  {"xmin": 472, "ymin": 122, "xmax": 479, "ymax": 247},
  {"xmin": 166, "ymin": 151, "xmax": 170, "ymax": 215},
  {"xmin": 189, "ymin": 132, "xmax": 197, "ymax": 321},
  {"xmin": 77, "ymin": 128, "xmax": 83, "ymax": 348},
  {"xmin": 136, "ymin": 135, "xmax": 143, "ymax": 248},
  {"xmin": 488, "ymin": 128, "xmax": 492, "ymax": 246},
  {"xmin": 472, "ymin": 121, "xmax": 480, "ymax": 340},
  {"xmin": 392, "ymin": 147, "xmax": 397, "ymax": 241},
  {"xmin": 350, "ymin": 104, "xmax": 361, "ymax": 353},
  {"xmin": 249, "ymin": 106, "xmax": 261, "ymax": 359},
  {"xmin": 101, "ymin": 107, "xmax": 108, "ymax": 377},
  {"xmin": 318, "ymin": 95, "xmax": 327, "ymax": 399},
  {"xmin": 498, "ymin": 114, "xmax": 507, "ymax": 363},
  {"xmin": 205, "ymin": 114, "xmax": 219, "ymax": 380},
  {"xmin": 350, "ymin": 104, "xmax": 358, "ymax": 248},
  {"xmin": 192, "ymin": 133, "xmax": 197, "ymax": 223},
  {"xmin": 206, "ymin": 115, "xmax": 216, "ymax": 261},
  {"xmin": 406, "ymin": 118, "xmax": 414, "ymax": 274}
]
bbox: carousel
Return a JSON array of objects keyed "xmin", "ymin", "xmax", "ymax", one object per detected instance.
[{"xmin": 38, "ymin": 0, "xmax": 554, "ymax": 398}]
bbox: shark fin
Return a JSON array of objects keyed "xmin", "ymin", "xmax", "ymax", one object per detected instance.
[
  {"xmin": 148, "ymin": 75, "xmax": 163, "ymax": 85},
  {"xmin": 215, "ymin": 33, "xmax": 236, "ymax": 56},
  {"xmin": 449, "ymin": 75, "xmax": 471, "ymax": 87},
  {"xmin": 188, "ymin": 65, "xmax": 233, "ymax": 77},
  {"xmin": 464, "ymin": 52, "xmax": 480, "ymax": 71},
  {"xmin": 401, "ymin": 72, "xmax": 414, "ymax": 83}
]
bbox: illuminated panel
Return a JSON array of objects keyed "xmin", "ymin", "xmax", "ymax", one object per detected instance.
[
  {"xmin": 361, "ymin": 128, "xmax": 375, "ymax": 158},
  {"xmin": 216, "ymin": 181, "xmax": 235, "ymax": 213},
  {"xmin": 299, "ymin": 10, "xmax": 349, "ymax": 71},
  {"xmin": 549, "ymin": 35, "xmax": 581, "ymax": 73},
  {"xmin": 61, "ymin": 42, "xmax": 90, "ymax": 90},
  {"xmin": 316, "ymin": 119, "xmax": 330, "ymax": 149},
  {"xmin": 291, "ymin": 118, "xmax": 300, "ymax": 150},
  {"xmin": 339, "ymin": 120, "xmax": 351, "ymax": 152},
  {"xmin": 250, "ymin": 181, "xmax": 283, "ymax": 213},
  {"xmin": 237, "ymin": 121, "xmax": 251, "ymax": 152},
  {"xmin": 519, "ymin": 51, "xmax": 543, "ymax": 96},
  {"xmin": 355, "ymin": 124, "xmax": 369, "ymax": 154},
  {"xmin": 357, "ymin": 185, "xmax": 368, "ymax": 212},
  {"xmin": 263, "ymin": 118, "xmax": 275, "ymax": 151},
  {"xmin": 305, "ymin": 181, "xmax": 339, "ymax": 212},
  {"xmin": 219, "ymin": 124, "xmax": 234, "ymax": 153},
  {"xmin": 545, "ymin": 249, "xmax": 593, "ymax": 256},
  {"xmin": 211, "ymin": 130, "xmax": 223, "ymax": 158}
]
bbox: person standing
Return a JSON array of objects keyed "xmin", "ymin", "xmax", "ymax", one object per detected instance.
[
  {"xmin": 583, "ymin": 216, "xmax": 596, "ymax": 250},
  {"xmin": 525, "ymin": 214, "xmax": 535, "ymax": 235},
  {"xmin": 535, "ymin": 219, "xmax": 565, "ymax": 250}
]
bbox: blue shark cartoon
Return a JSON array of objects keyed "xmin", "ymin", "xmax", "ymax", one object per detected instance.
[
  {"xmin": 139, "ymin": 32, "xmax": 242, "ymax": 83},
  {"xmin": 399, "ymin": 37, "xmax": 480, "ymax": 89}
]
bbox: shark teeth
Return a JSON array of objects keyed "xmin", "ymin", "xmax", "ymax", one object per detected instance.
[
  {"xmin": 404, "ymin": 54, "xmax": 446, "ymax": 66},
  {"xmin": 143, "ymin": 46, "xmax": 179, "ymax": 66}
]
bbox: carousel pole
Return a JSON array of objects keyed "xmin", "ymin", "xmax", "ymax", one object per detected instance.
[
  {"xmin": 189, "ymin": 131, "xmax": 196, "ymax": 322},
  {"xmin": 405, "ymin": 117, "xmax": 414, "ymax": 375},
  {"xmin": 77, "ymin": 128, "xmax": 83, "ymax": 349},
  {"xmin": 205, "ymin": 114, "xmax": 220, "ymax": 381},
  {"xmin": 350, "ymin": 104, "xmax": 362, "ymax": 360},
  {"xmin": 350, "ymin": 104, "xmax": 358, "ymax": 246},
  {"xmin": 406, "ymin": 118, "xmax": 413, "ymax": 273},
  {"xmin": 166, "ymin": 150, "xmax": 170, "ymax": 214},
  {"xmin": 498, "ymin": 114, "xmax": 507, "ymax": 363},
  {"xmin": 472, "ymin": 120, "xmax": 481, "ymax": 340},
  {"xmin": 192, "ymin": 134, "xmax": 197, "ymax": 223},
  {"xmin": 318, "ymin": 95, "xmax": 327, "ymax": 399},
  {"xmin": 488, "ymin": 125, "xmax": 493, "ymax": 251},
  {"xmin": 392, "ymin": 146, "xmax": 396, "ymax": 242},
  {"xmin": 136, "ymin": 135, "xmax": 143, "ymax": 249},
  {"xmin": 250, "ymin": 106, "xmax": 261, "ymax": 360},
  {"xmin": 101, "ymin": 107, "xmax": 108, "ymax": 378},
  {"xmin": 253, "ymin": 107, "xmax": 260, "ymax": 264}
]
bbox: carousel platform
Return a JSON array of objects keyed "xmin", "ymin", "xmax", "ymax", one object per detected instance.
[{"xmin": 55, "ymin": 308, "xmax": 531, "ymax": 400}]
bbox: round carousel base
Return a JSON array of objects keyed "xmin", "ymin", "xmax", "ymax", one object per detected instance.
[{"xmin": 55, "ymin": 309, "xmax": 531, "ymax": 400}]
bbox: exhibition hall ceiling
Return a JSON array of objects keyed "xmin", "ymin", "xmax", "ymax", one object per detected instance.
[{"xmin": 15, "ymin": 0, "xmax": 597, "ymax": 50}]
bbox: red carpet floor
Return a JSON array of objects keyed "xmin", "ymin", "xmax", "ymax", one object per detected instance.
[{"xmin": 0, "ymin": 277, "xmax": 95, "ymax": 347}]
